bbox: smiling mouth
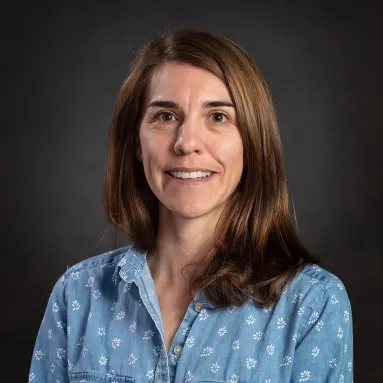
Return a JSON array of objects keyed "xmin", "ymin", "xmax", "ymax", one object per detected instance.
[{"xmin": 166, "ymin": 170, "xmax": 214, "ymax": 179}]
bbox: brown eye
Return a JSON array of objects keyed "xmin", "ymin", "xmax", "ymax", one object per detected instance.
[
  {"xmin": 211, "ymin": 113, "xmax": 228, "ymax": 123},
  {"xmin": 157, "ymin": 112, "xmax": 175, "ymax": 122}
]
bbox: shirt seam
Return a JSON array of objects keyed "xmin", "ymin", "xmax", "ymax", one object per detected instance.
[
  {"xmin": 300, "ymin": 265, "xmax": 340, "ymax": 289},
  {"xmin": 63, "ymin": 251, "xmax": 128, "ymax": 279},
  {"xmin": 296, "ymin": 278, "xmax": 339, "ymax": 344}
]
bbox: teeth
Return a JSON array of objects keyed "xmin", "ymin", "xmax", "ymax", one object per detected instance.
[{"xmin": 170, "ymin": 171, "xmax": 212, "ymax": 179}]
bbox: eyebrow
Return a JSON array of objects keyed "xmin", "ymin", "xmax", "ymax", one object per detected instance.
[{"xmin": 147, "ymin": 100, "xmax": 235, "ymax": 109}]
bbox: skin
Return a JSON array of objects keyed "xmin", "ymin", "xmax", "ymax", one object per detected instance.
[{"xmin": 138, "ymin": 62, "xmax": 244, "ymax": 289}]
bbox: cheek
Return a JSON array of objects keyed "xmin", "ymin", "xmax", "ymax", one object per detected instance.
[
  {"xmin": 140, "ymin": 131, "xmax": 158, "ymax": 162},
  {"xmin": 213, "ymin": 135, "xmax": 244, "ymax": 174},
  {"xmin": 140, "ymin": 134, "xmax": 169, "ymax": 177}
]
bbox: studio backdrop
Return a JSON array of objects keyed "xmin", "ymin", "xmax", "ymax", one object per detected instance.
[{"xmin": 1, "ymin": 1, "xmax": 382, "ymax": 382}]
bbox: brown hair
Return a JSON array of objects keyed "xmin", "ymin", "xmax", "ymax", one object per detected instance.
[{"xmin": 103, "ymin": 29, "xmax": 319, "ymax": 308}]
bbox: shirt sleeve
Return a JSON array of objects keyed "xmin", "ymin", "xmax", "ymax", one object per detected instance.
[
  {"xmin": 291, "ymin": 280, "xmax": 353, "ymax": 383},
  {"xmin": 29, "ymin": 273, "xmax": 69, "ymax": 383}
]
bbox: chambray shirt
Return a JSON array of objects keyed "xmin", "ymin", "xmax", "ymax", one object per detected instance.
[{"xmin": 30, "ymin": 245, "xmax": 353, "ymax": 383}]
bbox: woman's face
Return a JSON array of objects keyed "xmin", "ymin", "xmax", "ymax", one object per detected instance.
[{"xmin": 138, "ymin": 62, "xmax": 244, "ymax": 220}]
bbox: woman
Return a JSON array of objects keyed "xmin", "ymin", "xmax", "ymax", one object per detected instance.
[{"xmin": 30, "ymin": 29, "xmax": 353, "ymax": 382}]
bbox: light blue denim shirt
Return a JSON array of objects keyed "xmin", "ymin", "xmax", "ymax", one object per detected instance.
[{"xmin": 30, "ymin": 245, "xmax": 353, "ymax": 382}]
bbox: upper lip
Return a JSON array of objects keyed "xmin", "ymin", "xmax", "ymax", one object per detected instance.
[{"xmin": 166, "ymin": 167, "xmax": 215, "ymax": 173}]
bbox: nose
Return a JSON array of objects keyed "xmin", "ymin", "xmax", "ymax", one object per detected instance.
[{"xmin": 173, "ymin": 120, "xmax": 203, "ymax": 155}]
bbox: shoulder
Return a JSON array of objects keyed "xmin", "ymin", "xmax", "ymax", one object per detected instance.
[
  {"xmin": 300, "ymin": 263, "xmax": 345, "ymax": 290},
  {"xmin": 282, "ymin": 264, "xmax": 352, "ymax": 334},
  {"xmin": 51, "ymin": 245, "xmax": 133, "ymax": 295},
  {"xmin": 284, "ymin": 264, "xmax": 351, "ymax": 309},
  {"xmin": 66, "ymin": 245, "xmax": 131, "ymax": 274}
]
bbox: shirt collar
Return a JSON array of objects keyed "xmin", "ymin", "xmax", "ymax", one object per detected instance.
[
  {"xmin": 196, "ymin": 291, "xmax": 216, "ymax": 309},
  {"xmin": 115, "ymin": 244, "xmax": 216, "ymax": 309},
  {"xmin": 115, "ymin": 244, "xmax": 147, "ymax": 283}
]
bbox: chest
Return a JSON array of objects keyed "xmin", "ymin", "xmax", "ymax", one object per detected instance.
[
  {"xmin": 69, "ymin": 298, "xmax": 297, "ymax": 383},
  {"xmin": 66, "ymin": 281, "xmax": 302, "ymax": 383},
  {"xmin": 156, "ymin": 291, "xmax": 193, "ymax": 352}
]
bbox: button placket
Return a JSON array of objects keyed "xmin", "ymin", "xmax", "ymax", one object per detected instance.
[
  {"xmin": 173, "ymin": 345, "xmax": 183, "ymax": 355},
  {"xmin": 168, "ymin": 300, "xmax": 201, "ymax": 382}
]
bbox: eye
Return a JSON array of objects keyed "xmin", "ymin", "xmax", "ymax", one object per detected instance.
[
  {"xmin": 156, "ymin": 112, "xmax": 176, "ymax": 122},
  {"xmin": 210, "ymin": 112, "xmax": 229, "ymax": 123}
]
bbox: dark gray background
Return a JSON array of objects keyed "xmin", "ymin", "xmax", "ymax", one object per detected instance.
[{"xmin": 2, "ymin": 1, "xmax": 382, "ymax": 381}]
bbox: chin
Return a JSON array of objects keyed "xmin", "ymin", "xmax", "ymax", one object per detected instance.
[
  {"xmin": 175, "ymin": 210, "xmax": 210, "ymax": 220},
  {"xmin": 166, "ymin": 201, "xmax": 223, "ymax": 221}
]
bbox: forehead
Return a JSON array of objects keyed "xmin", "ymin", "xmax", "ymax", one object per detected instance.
[{"xmin": 145, "ymin": 62, "xmax": 232, "ymax": 103}]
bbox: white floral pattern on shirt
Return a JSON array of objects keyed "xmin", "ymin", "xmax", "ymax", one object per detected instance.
[{"xmin": 29, "ymin": 245, "xmax": 353, "ymax": 383}]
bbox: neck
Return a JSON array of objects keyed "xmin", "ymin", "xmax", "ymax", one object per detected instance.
[{"xmin": 147, "ymin": 204, "xmax": 222, "ymax": 289}]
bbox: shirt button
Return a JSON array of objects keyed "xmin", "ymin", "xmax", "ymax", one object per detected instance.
[
  {"xmin": 194, "ymin": 302, "xmax": 204, "ymax": 312},
  {"xmin": 173, "ymin": 345, "xmax": 183, "ymax": 355}
]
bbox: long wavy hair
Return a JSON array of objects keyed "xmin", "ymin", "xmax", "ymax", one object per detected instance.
[{"xmin": 103, "ymin": 29, "xmax": 319, "ymax": 308}]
